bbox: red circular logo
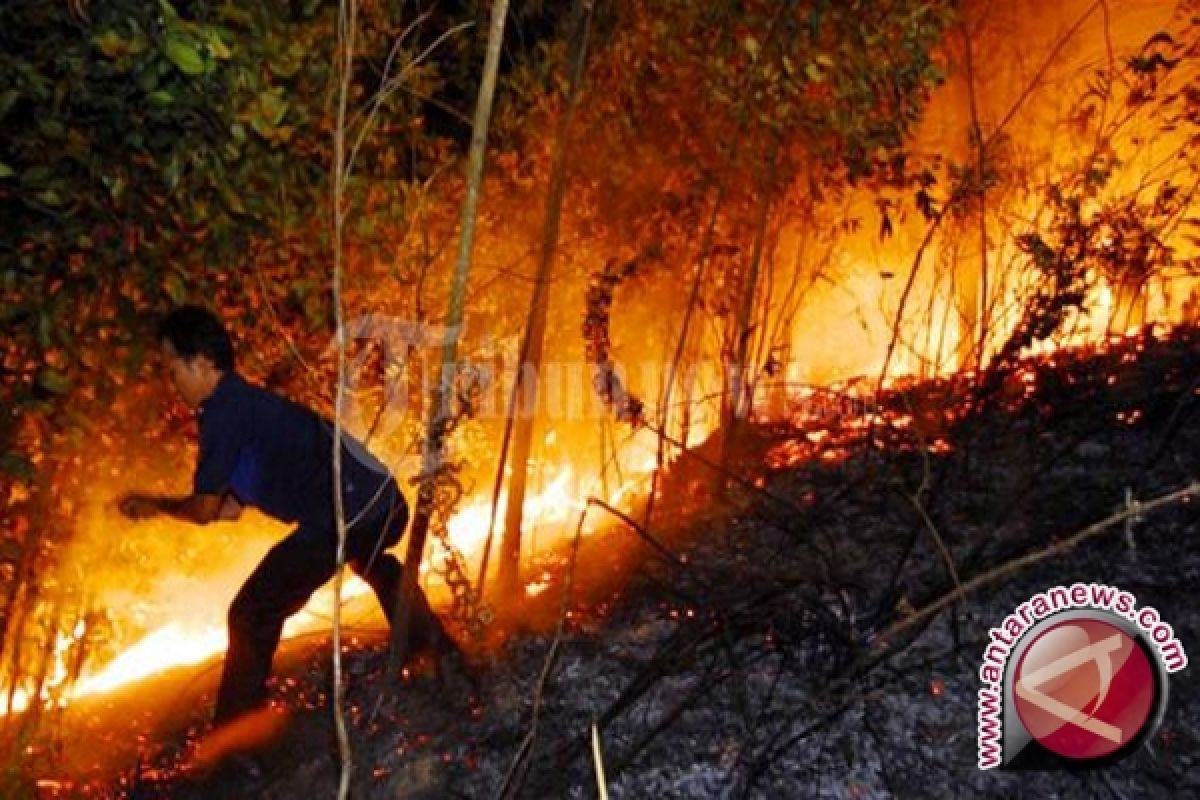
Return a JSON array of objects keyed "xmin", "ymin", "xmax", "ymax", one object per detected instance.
[{"xmin": 1013, "ymin": 617, "xmax": 1156, "ymax": 760}]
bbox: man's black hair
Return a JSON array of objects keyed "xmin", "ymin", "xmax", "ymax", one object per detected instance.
[{"xmin": 157, "ymin": 305, "xmax": 235, "ymax": 371}]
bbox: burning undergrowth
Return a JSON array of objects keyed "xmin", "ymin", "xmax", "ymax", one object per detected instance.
[{"xmin": 48, "ymin": 324, "xmax": 1194, "ymax": 799}]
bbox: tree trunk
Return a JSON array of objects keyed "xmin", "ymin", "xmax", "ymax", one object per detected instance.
[
  {"xmin": 717, "ymin": 143, "xmax": 777, "ymax": 480},
  {"xmin": 491, "ymin": 0, "xmax": 594, "ymax": 602},
  {"xmin": 389, "ymin": 0, "xmax": 510, "ymax": 673},
  {"xmin": 961, "ymin": 19, "xmax": 989, "ymax": 372}
]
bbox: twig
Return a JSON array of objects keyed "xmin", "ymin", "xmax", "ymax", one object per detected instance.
[
  {"xmin": 639, "ymin": 419, "xmax": 818, "ymax": 533},
  {"xmin": 253, "ymin": 255, "xmax": 315, "ymax": 376},
  {"xmin": 346, "ymin": 18, "xmax": 475, "ymax": 177},
  {"xmin": 330, "ymin": 0, "xmax": 359, "ymax": 796},
  {"xmin": 590, "ymin": 721, "xmax": 610, "ymax": 800},
  {"xmin": 496, "ymin": 500, "xmax": 590, "ymax": 799},
  {"xmin": 611, "ymin": 654, "xmax": 730, "ymax": 776},
  {"xmin": 738, "ymin": 687, "xmax": 885, "ymax": 797},
  {"xmin": 901, "ymin": 391, "xmax": 962, "ymax": 595},
  {"xmin": 872, "ymin": 481, "xmax": 1199, "ymax": 648},
  {"xmin": 587, "ymin": 496, "xmax": 682, "ymax": 566},
  {"xmin": 1143, "ymin": 376, "xmax": 1199, "ymax": 470}
]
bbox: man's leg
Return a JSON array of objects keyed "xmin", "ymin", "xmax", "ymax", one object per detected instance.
[
  {"xmin": 346, "ymin": 494, "xmax": 451, "ymax": 652},
  {"xmin": 347, "ymin": 550, "xmax": 450, "ymax": 651},
  {"xmin": 213, "ymin": 529, "xmax": 334, "ymax": 726}
]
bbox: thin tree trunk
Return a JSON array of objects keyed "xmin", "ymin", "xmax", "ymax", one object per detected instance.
[
  {"xmin": 492, "ymin": 0, "xmax": 595, "ymax": 602},
  {"xmin": 389, "ymin": 0, "xmax": 510, "ymax": 672},
  {"xmin": 1, "ymin": 545, "xmax": 33, "ymax": 725},
  {"xmin": 961, "ymin": 19, "xmax": 989, "ymax": 372},
  {"xmin": 330, "ymin": 0, "xmax": 358, "ymax": 795},
  {"xmin": 876, "ymin": 3, "xmax": 1101, "ymax": 396},
  {"xmin": 718, "ymin": 146, "xmax": 776, "ymax": 478},
  {"xmin": 648, "ymin": 6, "xmax": 789, "ymax": 526}
]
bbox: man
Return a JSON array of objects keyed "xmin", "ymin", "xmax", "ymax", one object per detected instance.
[{"xmin": 119, "ymin": 305, "xmax": 456, "ymax": 728}]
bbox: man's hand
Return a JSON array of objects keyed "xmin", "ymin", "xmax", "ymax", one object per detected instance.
[
  {"xmin": 217, "ymin": 492, "xmax": 243, "ymax": 521},
  {"xmin": 118, "ymin": 493, "xmax": 161, "ymax": 520},
  {"xmin": 118, "ymin": 492, "xmax": 225, "ymax": 524}
]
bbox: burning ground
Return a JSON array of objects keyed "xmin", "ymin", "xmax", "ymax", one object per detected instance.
[{"xmin": 22, "ymin": 325, "xmax": 1190, "ymax": 799}]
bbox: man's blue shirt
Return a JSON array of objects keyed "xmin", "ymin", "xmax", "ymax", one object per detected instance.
[{"xmin": 193, "ymin": 372, "xmax": 393, "ymax": 531}]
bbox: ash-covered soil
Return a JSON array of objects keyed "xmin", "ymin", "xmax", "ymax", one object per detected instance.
[{"xmin": 92, "ymin": 326, "xmax": 1198, "ymax": 799}]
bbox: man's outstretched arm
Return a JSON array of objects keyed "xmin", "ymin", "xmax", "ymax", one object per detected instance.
[{"xmin": 118, "ymin": 491, "xmax": 237, "ymax": 524}]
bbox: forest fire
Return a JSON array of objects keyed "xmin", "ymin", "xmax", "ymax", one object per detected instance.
[
  {"xmin": 1, "ymin": 275, "xmax": 1191, "ymax": 728},
  {"xmin": 2, "ymin": 0, "xmax": 1199, "ymax": 795},
  {"xmin": 0, "ymin": 306, "xmax": 1188, "ymax": 719}
]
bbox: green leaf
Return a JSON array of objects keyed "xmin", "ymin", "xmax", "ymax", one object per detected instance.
[
  {"xmin": 218, "ymin": 182, "xmax": 247, "ymax": 215},
  {"xmin": 38, "ymin": 118, "xmax": 66, "ymax": 140},
  {"xmin": 0, "ymin": 162, "xmax": 13, "ymax": 179},
  {"xmin": 163, "ymin": 155, "xmax": 182, "ymax": 190},
  {"xmin": 205, "ymin": 29, "xmax": 234, "ymax": 60},
  {"xmin": 0, "ymin": 453, "xmax": 35, "ymax": 483},
  {"xmin": 37, "ymin": 311, "xmax": 53, "ymax": 348},
  {"xmin": 37, "ymin": 189, "xmax": 65, "ymax": 207},
  {"xmin": 21, "ymin": 165, "xmax": 51, "ymax": 186},
  {"xmin": 164, "ymin": 36, "xmax": 206, "ymax": 76},
  {"xmin": 165, "ymin": 273, "xmax": 187, "ymax": 304},
  {"xmin": 0, "ymin": 89, "xmax": 19, "ymax": 119},
  {"xmin": 96, "ymin": 30, "xmax": 129, "ymax": 59},
  {"xmin": 259, "ymin": 90, "xmax": 288, "ymax": 126},
  {"xmin": 106, "ymin": 174, "xmax": 127, "ymax": 201},
  {"xmin": 137, "ymin": 69, "xmax": 160, "ymax": 93},
  {"xmin": 267, "ymin": 43, "xmax": 306, "ymax": 78},
  {"xmin": 147, "ymin": 89, "xmax": 175, "ymax": 108},
  {"xmin": 96, "ymin": 30, "xmax": 149, "ymax": 66},
  {"xmin": 37, "ymin": 368, "xmax": 72, "ymax": 395}
]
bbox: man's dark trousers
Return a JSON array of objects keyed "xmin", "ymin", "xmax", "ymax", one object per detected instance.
[{"xmin": 212, "ymin": 483, "xmax": 444, "ymax": 725}]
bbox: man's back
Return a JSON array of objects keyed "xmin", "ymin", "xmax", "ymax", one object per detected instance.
[{"xmin": 195, "ymin": 373, "xmax": 392, "ymax": 530}]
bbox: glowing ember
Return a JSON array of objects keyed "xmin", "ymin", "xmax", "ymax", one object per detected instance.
[
  {"xmin": 524, "ymin": 579, "xmax": 551, "ymax": 597},
  {"xmin": 927, "ymin": 439, "xmax": 953, "ymax": 455}
]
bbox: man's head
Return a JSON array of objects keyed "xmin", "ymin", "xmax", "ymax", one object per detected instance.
[{"xmin": 156, "ymin": 305, "xmax": 234, "ymax": 407}]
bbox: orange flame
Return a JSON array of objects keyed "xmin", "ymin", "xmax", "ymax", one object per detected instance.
[{"xmin": 1, "ymin": 428, "xmax": 671, "ymax": 716}]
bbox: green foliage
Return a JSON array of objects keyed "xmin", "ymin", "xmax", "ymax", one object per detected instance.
[
  {"xmin": 0, "ymin": 0, "xmax": 489, "ymax": 470},
  {"xmin": 0, "ymin": 2, "xmax": 333, "ymax": 441},
  {"xmin": 570, "ymin": 0, "xmax": 954, "ymax": 264}
]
